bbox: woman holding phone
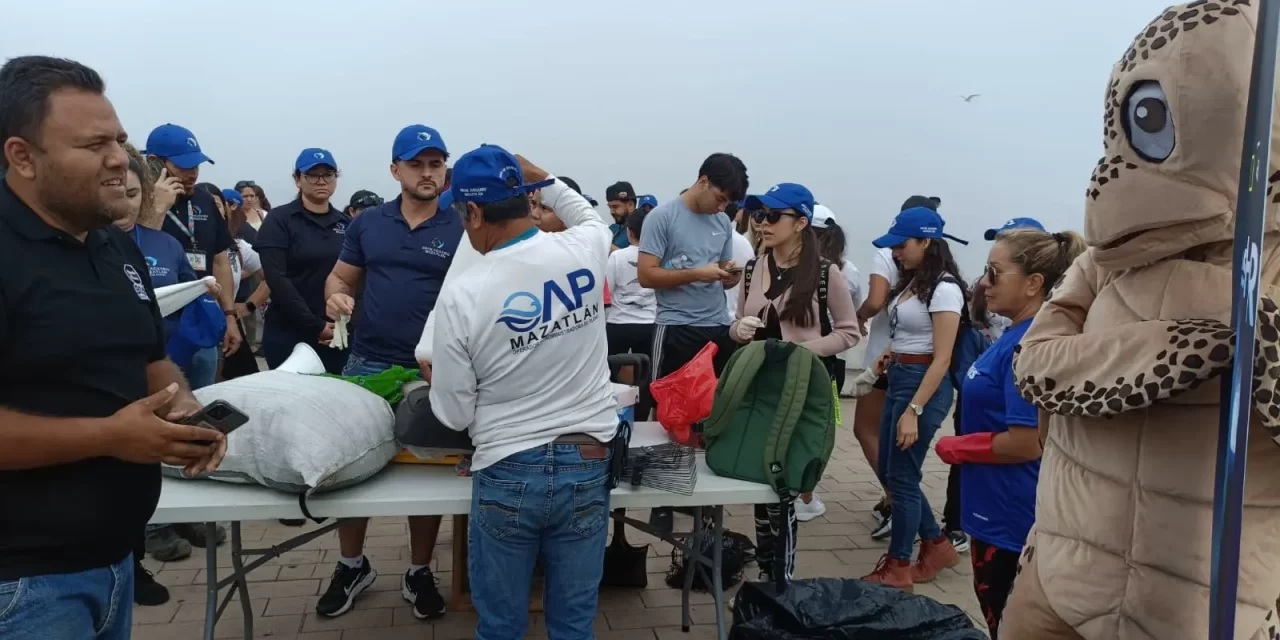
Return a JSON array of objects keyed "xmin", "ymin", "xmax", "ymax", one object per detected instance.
[{"xmin": 728, "ymin": 182, "xmax": 860, "ymax": 583}]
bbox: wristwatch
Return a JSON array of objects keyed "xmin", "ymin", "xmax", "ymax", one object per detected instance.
[
  {"xmin": 245, "ymin": 301, "xmax": 257, "ymax": 313},
  {"xmin": 908, "ymin": 403, "xmax": 924, "ymax": 416}
]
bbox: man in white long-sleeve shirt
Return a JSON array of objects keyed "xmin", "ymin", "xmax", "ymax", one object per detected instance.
[{"xmin": 427, "ymin": 145, "xmax": 617, "ymax": 640}]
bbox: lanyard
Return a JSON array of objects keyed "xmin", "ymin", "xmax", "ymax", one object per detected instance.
[
  {"xmin": 165, "ymin": 201, "xmax": 197, "ymax": 245},
  {"xmin": 133, "ymin": 226, "xmax": 140, "ymax": 247}
]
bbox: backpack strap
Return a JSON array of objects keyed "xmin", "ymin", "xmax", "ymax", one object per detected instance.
[
  {"xmin": 818, "ymin": 258, "xmax": 831, "ymax": 337},
  {"xmin": 743, "ymin": 256, "xmax": 759, "ymax": 296},
  {"xmin": 763, "ymin": 341, "xmax": 811, "ymax": 497},
  {"xmin": 703, "ymin": 342, "xmax": 766, "ymax": 440}
]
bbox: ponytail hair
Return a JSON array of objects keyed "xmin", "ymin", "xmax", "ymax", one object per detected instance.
[
  {"xmin": 995, "ymin": 228, "xmax": 1087, "ymax": 297},
  {"xmin": 776, "ymin": 226, "xmax": 824, "ymax": 328}
]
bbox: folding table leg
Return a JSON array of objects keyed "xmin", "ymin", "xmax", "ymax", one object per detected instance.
[
  {"xmin": 203, "ymin": 522, "xmax": 219, "ymax": 640},
  {"xmin": 681, "ymin": 506, "xmax": 702, "ymax": 632},
  {"xmin": 711, "ymin": 506, "xmax": 726, "ymax": 640},
  {"xmin": 230, "ymin": 522, "xmax": 254, "ymax": 639}
]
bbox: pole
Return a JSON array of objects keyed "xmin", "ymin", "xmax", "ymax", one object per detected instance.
[{"xmin": 1211, "ymin": 1, "xmax": 1280, "ymax": 637}]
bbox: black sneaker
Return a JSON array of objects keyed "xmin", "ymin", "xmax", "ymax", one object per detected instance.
[
  {"xmin": 145, "ymin": 526, "xmax": 192, "ymax": 562},
  {"xmin": 133, "ymin": 559, "xmax": 170, "ymax": 606},
  {"xmin": 402, "ymin": 567, "xmax": 446, "ymax": 620},
  {"xmin": 870, "ymin": 503, "xmax": 893, "ymax": 541},
  {"xmin": 172, "ymin": 522, "xmax": 226, "ymax": 548},
  {"xmin": 316, "ymin": 558, "xmax": 377, "ymax": 617},
  {"xmin": 948, "ymin": 530, "xmax": 970, "ymax": 554},
  {"xmin": 280, "ymin": 519, "xmax": 306, "ymax": 527}
]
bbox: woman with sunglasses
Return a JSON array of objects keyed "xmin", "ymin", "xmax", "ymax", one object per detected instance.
[
  {"xmin": 860, "ymin": 206, "xmax": 968, "ymax": 590},
  {"xmin": 729, "ymin": 183, "xmax": 861, "ymax": 583},
  {"xmin": 934, "ymin": 228, "xmax": 1084, "ymax": 637},
  {"xmin": 253, "ymin": 149, "xmax": 351, "ymax": 375}
]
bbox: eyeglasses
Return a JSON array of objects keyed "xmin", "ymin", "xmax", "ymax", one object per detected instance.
[
  {"xmin": 983, "ymin": 264, "xmax": 999, "ymax": 286},
  {"xmin": 752, "ymin": 209, "xmax": 800, "ymax": 225},
  {"xmin": 303, "ymin": 171, "xmax": 338, "ymax": 184}
]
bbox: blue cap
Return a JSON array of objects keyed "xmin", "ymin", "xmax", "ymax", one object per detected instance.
[
  {"xmin": 295, "ymin": 148, "xmax": 337, "ymax": 173},
  {"xmin": 638, "ymin": 194, "xmax": 658, "ymax": 209},
  {"xmin": 438, "ymin": 188, "xmax": 455, "ymax": 212},
  {"xmin": 450, "ymin": 144, "xmax": 554, "ymax": 205},
  {"xmin": 984, "ymin": 217, "xmax": 1046, "ymax": 241},
  {"xmin": 144, "ymin": 124, "xmax": 214, "ymax": 170},
  {"xmin": 393, "ymin": 125, "xmax": 448, "ymax": 162},
  {"xmin": 872, "ymin": 207, "xmax": 969, "ymax": 248},
  {"xmin": 744, "ymin": 183, "xmax": 815, "ymax": 220},
  {"xmin": 221, "ymin": 189, "xmax": 243, "ymax": 206}
]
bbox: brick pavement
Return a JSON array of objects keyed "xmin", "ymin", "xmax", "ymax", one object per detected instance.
[{"xmin": 132, "ymin": 399, "xmax": 989, "ymax": 639}]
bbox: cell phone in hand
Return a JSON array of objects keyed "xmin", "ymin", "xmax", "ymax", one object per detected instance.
[
  {"xmin": 147, "ymin": 156, "xmax": 167, "ymax": 180},
  {"xmin": 182, "ymin": 400, "xmax": 249, "ymax": 443},
  {"xmin": 724, "ymin": 266, "xmax": 743, "ymax": 274}
]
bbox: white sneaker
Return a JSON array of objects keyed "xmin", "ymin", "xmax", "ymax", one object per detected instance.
[{"xmin": 795, "ymin": 495, "xmax": 826, "ymax": 522}]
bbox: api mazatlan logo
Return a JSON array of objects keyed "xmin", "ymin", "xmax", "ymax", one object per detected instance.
[{"xmin": 498, "ymin": 269, "xmax": 602, "ymax": 353}]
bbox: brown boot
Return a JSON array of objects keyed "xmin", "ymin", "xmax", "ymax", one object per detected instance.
[
  {"xmin": 862, "ymin": 554, "xmax": 913, "ymax": 591},
  {"xmin": 911, "ymin": 536, "xmax": 959, "ymax": 583}
]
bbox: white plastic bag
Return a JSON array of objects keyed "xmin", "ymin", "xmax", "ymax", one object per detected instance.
[{"xmin": 169, "ymin": 371, "xmax": 398, "ymax": 494}]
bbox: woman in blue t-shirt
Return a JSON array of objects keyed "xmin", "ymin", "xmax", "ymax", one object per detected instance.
[{"xmin": 933, "ymin": 227, "xmax": 1085, "ymax": 638}]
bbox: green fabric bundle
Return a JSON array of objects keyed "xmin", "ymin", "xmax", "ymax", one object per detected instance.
[{"xmin": 320, "ymin": 366, "xmax": 420, "ymax": 406}]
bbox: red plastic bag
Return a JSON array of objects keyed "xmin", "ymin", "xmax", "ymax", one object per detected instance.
[{"xmin": 650, "ymin": 342, "xmax": 718, "ymax": 447}]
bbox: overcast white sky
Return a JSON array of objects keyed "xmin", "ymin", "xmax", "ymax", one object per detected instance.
[{"xmin": 2, "ymin": 0, "xmax": 1176, "ymax": 274}]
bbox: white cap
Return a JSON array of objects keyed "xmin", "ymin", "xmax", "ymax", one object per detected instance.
[{"xmin": 811, "ymin": 204, "xmax": 836, "ymax": 229}]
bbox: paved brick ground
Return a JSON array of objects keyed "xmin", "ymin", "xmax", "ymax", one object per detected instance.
[{"xmin": 133, "ymin": 398, "xmax": 989, "ymax": 639}]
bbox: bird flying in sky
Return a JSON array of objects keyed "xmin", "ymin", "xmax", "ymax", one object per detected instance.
[{"xmin": 961, "ymin": 94, "xmax": 981, "ymax": 102}]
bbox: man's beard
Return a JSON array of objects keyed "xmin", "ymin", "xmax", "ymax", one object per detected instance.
[
  {"xmin": 34, "ymin": 162, "xmax": 120, "ymax": 232},
  {"xmin": 408, "ymin": 188, "xmax": 438, "ymax": 202}
]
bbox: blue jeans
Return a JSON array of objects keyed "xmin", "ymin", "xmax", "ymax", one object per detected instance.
[
  {"xmin": 469, "ymin": 443, "xmax": 612, "ymax": 640},
  {"xmin": 184, "ymin": 346, "xmax": 218, "ymax": 390},
  {"xmin": 0, "ymin": 555, "xmax": 133, "ymax": 640},
  {"xmin": 879, "ymin": 362, "xmax": 954, "ymax": 560},
  {"xmin": 342, "ymin": 353, "xmax": 416, "ymax": 378}
]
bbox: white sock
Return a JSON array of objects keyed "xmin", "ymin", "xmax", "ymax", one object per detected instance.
[
  {"xmin": 339, "ymin": 555, "xmax": 364, "ymax": 569},
  {"xmin": 408, "ymin": 563, "xmax": 428, "ymax": 575}
]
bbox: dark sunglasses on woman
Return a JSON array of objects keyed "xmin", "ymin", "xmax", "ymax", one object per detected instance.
[{"xmin": 751, "ymin": 209, "xmax": 801, "ymax": 225}]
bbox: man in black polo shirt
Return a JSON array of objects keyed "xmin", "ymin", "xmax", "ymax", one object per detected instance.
[
  {"xmin": 320, "ymin": 124, "xmax": 458, "ymax": 620},
  {"xmin": 0, "ymin": 55, "xmax": 227, "ymax": 640},
  {"xmin": 145, "ymin": 122, "xmax": 242, "ymax": 388}
]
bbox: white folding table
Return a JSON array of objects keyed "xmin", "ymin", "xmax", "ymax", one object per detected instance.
[{"xmin": 152, "ymin": 422, "xmax": 775, "ymax": 640}]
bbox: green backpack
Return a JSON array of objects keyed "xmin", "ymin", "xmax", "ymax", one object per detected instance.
[{"xmin": 702, "ymin": 339, "xmax": 837, "ymax": 499}]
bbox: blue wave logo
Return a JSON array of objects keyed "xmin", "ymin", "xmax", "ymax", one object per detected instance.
[
  {"xmin": 145, "ymin": 256, "xmax": 158, "ymax": 268},
  {"xmin": 497, "ymin": 291, "xmax": 543, "ymax": 332}
]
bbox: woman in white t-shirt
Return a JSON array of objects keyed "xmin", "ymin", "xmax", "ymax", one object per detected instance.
[{"xmin": 860, "ymin": 205, "xmax": 968, "ymax": 591}]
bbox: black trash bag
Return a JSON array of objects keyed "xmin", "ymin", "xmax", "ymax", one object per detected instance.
[
  {"xmin": 730, "ymin": 578, "xmax": 987, "ymax": 640},
  {"xmin": 665, "ymin": 528, "xmax": 755, "ymax": 591}
]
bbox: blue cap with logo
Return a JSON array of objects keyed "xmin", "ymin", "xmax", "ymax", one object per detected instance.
[
  {"xmin": 983, "ymin": 217, "xmax": 1046, "ymax": 241},
  {"xmin": 295, "ymin": 148, "xmax": 337, "ymax": 173},
  {"xmin": 145, "ymin": 124, "xmax": 214, "ymax": 170},
  {"xmin": 872, "ymin": 207, "xmax": 969, "ymax": 248},
  {"xmin": 221, "ymin": 189, "xmax": 243, "ymax": 207},
  {"xmin": 450, "ymin": 144, "xmax": 554, "ymax": 205},
  {"xmin": 744, "ymin": 183, "xmax": 815, "ymax": 220},
  {"xmin": 393, "ymin": 125, "xmax": 448, "ymax": 162},
  {"xmin": 437, "ymin": 188, "xmax": 455, "ymax": 213},
  {"xmin": 638, "ymin": 194, "xmax": 658, "ymax": 209},
  {"xmin": 167, "ymin": 294, "xmax": 227, "ymax": 369}
]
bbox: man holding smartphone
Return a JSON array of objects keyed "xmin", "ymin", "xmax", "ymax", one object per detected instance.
[
  {"xmin": 0, "ymin": 56, "xmax": 227, "ymax": 640},
  {"xmin": 145, "ymin": 122, "xmax": 242, "ymax": 387}
]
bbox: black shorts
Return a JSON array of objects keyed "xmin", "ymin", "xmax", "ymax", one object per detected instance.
[
  {"xmin": 606, "ymin": 323, "xmax": 654, "ymax": 358},
  {"xmin": 650, "ymin": 324, "xmax": 736, "ymax": 381}
]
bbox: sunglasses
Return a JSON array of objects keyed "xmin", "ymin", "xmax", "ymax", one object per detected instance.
[{"xmin": 751, "ymin": 209, "xmax": 801, "ymax": 225}]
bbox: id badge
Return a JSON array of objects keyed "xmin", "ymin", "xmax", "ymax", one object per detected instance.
[{"xmin": 186, "ymin": 251, "xmax": 207, "ymax": 272}]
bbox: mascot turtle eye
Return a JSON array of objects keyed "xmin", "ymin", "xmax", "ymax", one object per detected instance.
[{"xmin": 1123, "ymin": 81, "xmax": 1175, "ymax": 162}]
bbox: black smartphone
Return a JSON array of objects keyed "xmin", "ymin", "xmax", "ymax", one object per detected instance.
[
  {"xmin": 724, "ymin": 266, "xmax": 744, "ymax": 274},
  {"xmin": 147, "ymin": 156, "xmax": 167, "ymax": 180},
  {"xmin": 182, "ymin": 400, "xmax": 249, "ymax": 442}
]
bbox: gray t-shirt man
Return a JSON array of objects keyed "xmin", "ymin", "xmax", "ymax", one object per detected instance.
[{"xmin": 639, "ymin": 197, "xmax": 734, "ymax": 326}]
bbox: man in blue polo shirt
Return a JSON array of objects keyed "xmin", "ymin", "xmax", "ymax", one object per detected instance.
[
  {"xmin": 318, "ymin": 124, "xmax": 459, "ymax": 621},
  {"xmin": 145, "ymin": 124, "xmax": 240, "ymax": 388}
]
